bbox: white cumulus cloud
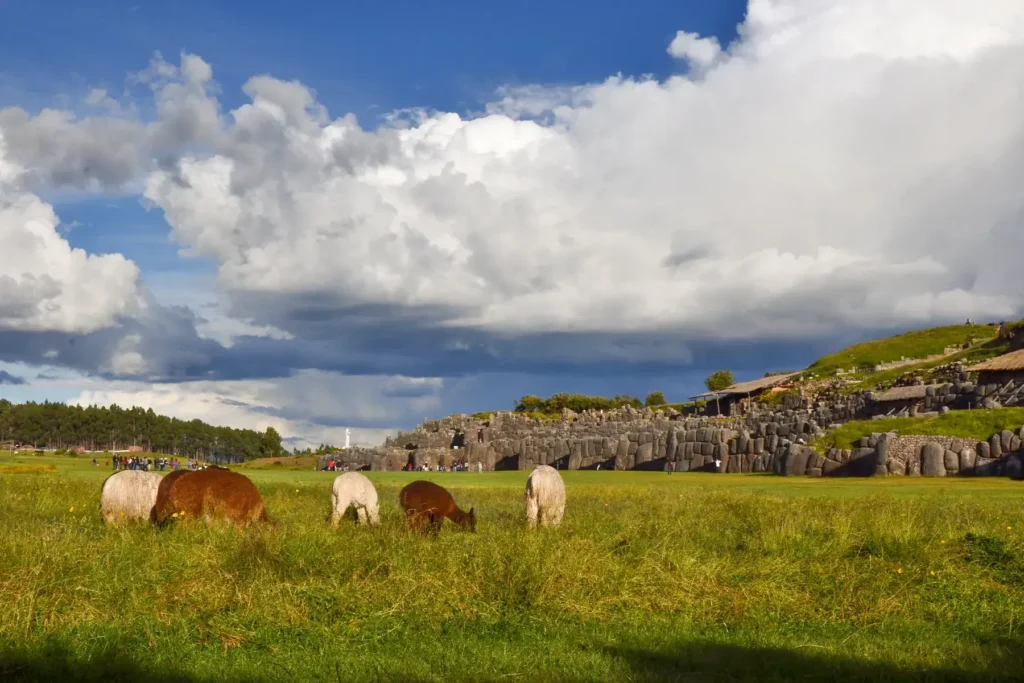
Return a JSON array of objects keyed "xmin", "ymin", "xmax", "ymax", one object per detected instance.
[
  {"xmin": 668, "ymin": 31, "xmax": 722, "ymax": 70},
  {"xmin": 0, "ymin": 136, "xmax": 143, "ymax": 335},
  {"xmin": 138, "ymin": 0, "xmax": 1024, "ymax": 346}
]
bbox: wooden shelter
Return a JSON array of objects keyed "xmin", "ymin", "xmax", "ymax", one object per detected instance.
[
  {"xmin": 869, "ymin": 384, "xmax": 933, "ymax": 417},
  {"xmin": 691, "ymin": 372, "xmax": 800, "ymax": 416},
  {"xmin": 968, "ymin": 349, "xmax": 1024, "ymax": 386}
]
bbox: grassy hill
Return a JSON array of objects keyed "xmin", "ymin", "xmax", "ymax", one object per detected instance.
[
  {"xmin": 444, "ymin": 323, "xmax": 1017, "ymax": 419},
  {"xmin": 797, "ymin": 323, "xmax": 1015, "ymax": 394},
  {"xmin": 806, "ymin": 324, "xmax": 999, "ymax": 377}
]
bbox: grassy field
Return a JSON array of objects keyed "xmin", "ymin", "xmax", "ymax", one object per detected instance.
[{"xmin": 1, "ymin": 456, "xmax": 1023, "ymax": 682}]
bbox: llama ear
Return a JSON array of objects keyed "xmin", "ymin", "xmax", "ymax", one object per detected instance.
[{"xmin": 469, "ymin": 507, "xmax": 475, "ymax": 516}]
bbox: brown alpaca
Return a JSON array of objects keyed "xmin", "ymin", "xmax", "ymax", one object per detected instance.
[
  {"xmin": 151, "ymin": 467, "xmax": 272, "ymax": 528},
  {"xmin": 398, "ymin": 480, "xmax": 475, "ymax": 536},
  {"xmin": 150, "ymin": 469, "xmax": 192, "ymax": 524}
]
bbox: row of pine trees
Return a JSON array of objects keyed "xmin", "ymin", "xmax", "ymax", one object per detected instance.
[{"xmin": 0, "ymin": 399, "xmax": 281, "ymax": 461}]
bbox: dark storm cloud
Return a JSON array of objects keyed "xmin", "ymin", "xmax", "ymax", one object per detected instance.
[{"xmin": 0, "ymin": 370, "xmax": 26, "ymax": 385}]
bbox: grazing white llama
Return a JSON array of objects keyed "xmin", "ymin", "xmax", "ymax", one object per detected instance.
[
  {"xmin": 100, "ymin": 470, "xmax": 163, "ymax": 524},
  {"xmin": 330, "ymin": 471, "xmax": 380, "ymax": 526},
  {"xmin": 524, "ymin": 464, "xmax": 565, "ymax": 528}
]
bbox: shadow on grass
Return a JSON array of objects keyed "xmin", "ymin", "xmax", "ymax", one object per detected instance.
[
  {"xmin": 0, "ymin": 641, "xmax": 308, "ymax": 683},
  {"xmin": 607, "ymin": 641, "xmax": 1024, "ymax": 682},
  {"xmin": 5, "ymin": 638, "xmax": 1022, "ymax": 682},
  {"xmin": 0, "ymin": 640, "xmax": 444, "ymax": 683},
  {"xmin": 1, "ymin": 646, "xmax": 199, "ymax": 683}
]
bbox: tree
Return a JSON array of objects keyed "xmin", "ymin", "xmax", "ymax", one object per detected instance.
[
  {"xmin": 0, "ymin": 399, "xmax": 278, "ymax": 461},
  {"xmin": 704, "ymin": 370, "xmax": 735, "ymax": 392},
  {"xmin": 261, "ymin": 427, "xmax": 283, "ymax": 457},
  {"xmin": 644, "ymin": 391, "xmax": 666, "ymax": 407}
]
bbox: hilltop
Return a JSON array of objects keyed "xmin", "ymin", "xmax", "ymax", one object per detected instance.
[
  {"xmin": 805, "ymin": 324, "xmax": 999, "ymax": 377},
  {"xmin": 486, "ymin": 321, "xmax": 1021, "ymax": 420},
  {"xmin": 798, "ymin": 322, "xmax": 1017, "ymax": 390}
]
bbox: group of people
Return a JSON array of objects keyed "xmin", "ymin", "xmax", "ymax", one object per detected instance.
[
  {"xmin": 393, "ymin": 460, "xmax": 482, "ymax": 472},
  {"xmin": 111, "ymin": 455, "xmax": 200, "ymax": 472},
  {"xmin": 323, "ymin": 459, "xmax": 484, "ymax": 472}
]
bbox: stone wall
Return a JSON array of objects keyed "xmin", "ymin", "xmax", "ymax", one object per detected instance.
[
  {"xmin": 776, "ymin": 427, "xmax": 1024, "ymax": 480},
  {"xmin": 314, "ymin": 395, "xmax": 869, "ymax": 473},
  {"xmin": 317, "ymin": 386, "xmax": 1022, "ymax": 481}
]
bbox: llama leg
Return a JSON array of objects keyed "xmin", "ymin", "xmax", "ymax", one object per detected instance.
[
  {"xmin": 428, "ymin": 514, "xmax": 443, "ymax": 537},
  {"xmin": 355, "ymin": 506, "xmax": 369, "ymax": 525},
  {"xmin": 406, "ymin": 508, "xmax": 425, "ymax": 532},
  {"xmin": 331, "ymin": 495, "xmax": 348, "ymax": 527},
  {"xmin": 525, "ymin": 496, "xmax": 539, "ymax": 529}
]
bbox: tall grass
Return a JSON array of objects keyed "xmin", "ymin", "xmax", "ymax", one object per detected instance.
[{"xmin": 1, "ymin": 465, "xmax": 1022, "ymax": 682}]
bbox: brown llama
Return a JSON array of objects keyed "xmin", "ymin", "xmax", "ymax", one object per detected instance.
[
  {"xmin": 398, "ymin": 480, "xmax": 475, "ymax": 535},
  {"xmin": 151, "ymin": 467, "xmax": 273, "ymax": 528}
]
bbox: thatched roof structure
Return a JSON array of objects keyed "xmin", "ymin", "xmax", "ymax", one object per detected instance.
[
  {"xmin": 872, "ymin": 385, "xmax": 931, "ymax": 402},
  {"xmin": 968, "ymin": 349, "xmax": 1024, "ymax": 373},
  {"xmin": 691, "ymin": 372, "xmax": 800, "ymax": 399},
  {"xmin": 723, "ymin": 372, "xmax": 800, "ymax": 395}
]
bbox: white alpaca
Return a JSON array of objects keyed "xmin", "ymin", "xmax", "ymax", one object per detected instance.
[
  {"xmin": 100, "ymin": 470, "xmax": 163, "ymax": 524},
  {"xmin": 525, "ymin": 464, "xmax": 565, "ymax": 528},
  {"xmin": 331, "ymin": 471, "xmax": 380, "ymax": 526}
]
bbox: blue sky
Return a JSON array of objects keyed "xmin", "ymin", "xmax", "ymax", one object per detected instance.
[
  {"xmin": 2, "ymin": 1, "xmax": 1020, "ymax": 448},
  {"xmin": 1, "ymin": 1, "xmax": 747, "ymax": 118}
]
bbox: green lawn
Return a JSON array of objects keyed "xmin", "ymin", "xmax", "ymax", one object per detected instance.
[{"xmin": 1, "ymin": 456, "xmax": 1023, "ymax": 682}]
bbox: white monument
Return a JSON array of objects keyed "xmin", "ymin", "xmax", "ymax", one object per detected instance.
[{"xmin": 344, "ymin": 428, "xmax": 351, "ymax": 449}]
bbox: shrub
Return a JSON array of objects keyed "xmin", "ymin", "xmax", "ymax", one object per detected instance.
[{"xmin": 513, "ymin": 393, "xmax": 642, "ymax": 414}]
